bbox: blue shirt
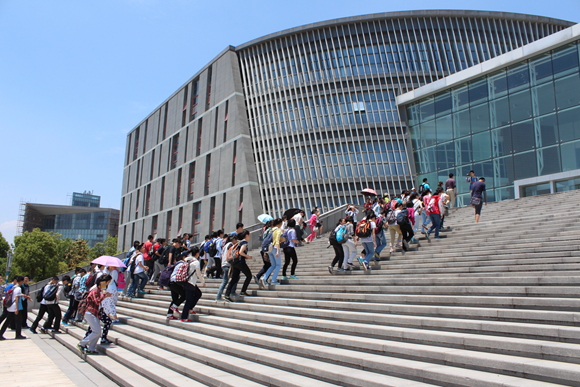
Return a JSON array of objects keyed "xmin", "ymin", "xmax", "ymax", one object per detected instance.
[
  {"xmin": 472, "ymin": 181, "xmax": 487, "ymax": 200},
  {"xmin": 215, "ymin": 238, "xmax": 223, "ymax": 258}
]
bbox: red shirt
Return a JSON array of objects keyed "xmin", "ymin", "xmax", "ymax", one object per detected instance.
[
  {"xmin": 85, "ymin": 287, "xmax": 105, "ymax": 316},
  {"xmin": 143, "ymin": 241, "xmax": 153, "ymax": 260}
]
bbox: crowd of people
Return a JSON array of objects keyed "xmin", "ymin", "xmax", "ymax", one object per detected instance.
[{"xmin": 0, "ymin": 173, "xmax": 488, "ymax": 347}]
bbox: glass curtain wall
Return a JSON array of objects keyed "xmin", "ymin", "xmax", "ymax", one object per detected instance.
[{"xmin": 408, "ymin": 41, "xmax": 580, "ymax": 205}]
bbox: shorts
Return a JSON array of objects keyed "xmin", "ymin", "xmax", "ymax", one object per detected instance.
[{"xmin": 474, "ymin": 203, "xmax": 483, "ymax": 215}]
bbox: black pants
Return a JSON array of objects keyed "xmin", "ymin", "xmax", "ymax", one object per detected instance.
[
  {"xmin": 283, "ymin": 247, "xmax": 298, "ymax": 276},
  {"xmin": 181, "ymin": 283, "xmax": 202, "ymax": 319},
  {"xmin": 63, "ymin": 296, "xmax": 79, "ymax": 322},
  {"xmin": 0, "ymin": 307, "xmax": 8, "ymax": 326},
  {"xmin": 226, "ymin": 262, "xmax": 252, "ymax": 296},
  {"xmin": 20, "ymin": 299, "xmax": 28, "ymax": 327},
  {"xmin": 0, "ymin": 311, "xmax": 22, "ymax": 338},
  {"xmin": 44, "ymin": 304, "xmax": 61, "ymax": 331},
  {"xmin": 167, "ymin": 283, "xmax": 186, "ymax": 315},
  {"xmin": 400, "ymin": 223, "xmax": 415, "ymax": 248},
  {"xmin": 31, "ymin": 304, "xmax": 48, "ymax": 331},
  {"xmin": 256, "ymin": 251, "xmax": 271, "ymax": 280},
  {"xmin": 331, "ymin": 242, "xmax": 345, "ymax": 268},
  {"xmin": 294, "ymin": 225, "xmax": 303, "ymax": 241},
  {"xmin": 207, "ymin": 257, "xmax": 222, "ymax": 278},
  {"xmin": 145, "ymin": 259, "xmax": 154, "ymax": 276}
]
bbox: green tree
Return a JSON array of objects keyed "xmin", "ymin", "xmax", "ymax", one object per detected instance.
[
  {"xmin": 89, "ymin": 242, "xmax": 106, "ymax": 260},
  {"xmin": 0, "ymin": 232, "xmax": 10, "ymax": 277},
  {"xmin": 13, "ymin": 228, "xmax": 60, "ymax": 281},
  {"xmin": 53, "ymin": 234, "xmax": 72, "ymax": 262},
  {"xmin": 64, "ymin": 239, "xmax": 90, "ymax": 269},
  {"xmin": 104, "ymin": 235, "xmax": 119, "ymax": 256}
]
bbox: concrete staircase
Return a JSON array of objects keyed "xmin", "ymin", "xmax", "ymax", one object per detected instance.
[{"xmin": 29, "ymin": 189, "xmax": 580, "ymax": 386}]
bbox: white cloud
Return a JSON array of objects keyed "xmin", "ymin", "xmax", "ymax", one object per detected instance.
[{"xmin": 0, "ymin": 220, "xmax": 18, "ymax": 246}]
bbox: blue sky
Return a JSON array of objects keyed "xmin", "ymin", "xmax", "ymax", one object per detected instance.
[{"xmin": 0, "ymin": 0, "xmax": 578, "ymax": 245}]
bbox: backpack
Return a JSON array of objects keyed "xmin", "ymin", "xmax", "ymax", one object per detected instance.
[
  {"xmin": 397, "ymin": 209, "xmax": 410, "ymax": 226},
  {"xmin": 159, "ymin": 263, "xmax": 179, "ymax": 287},
  {"xmin": 85, "ymin": 273, "xmax": 97, "ymax": 289},
  {"xmin": 3, "ymin": 287, "xmax": 14, "ymax": 309},
  {"xmin": 224, "ymin": 244, "xmax": 236, "ymax": 262},
  {"xmin": 261, "ymin": 229, "xmax": 274, "ymax": 253},
  {"xmin": 418, "ymin": 183, "xmax": 426, "ymax": 195},
  {"xmin": 375, "ymin": 216, "xmax": 385, "ymax": 233},
  {"xmin": 121, "ymin": 256, "xmax": 131, "ymax": 272},
  {"xmin": 203, "ymin": 241, "xmax": 211, "ymax": 253},
  {"xmin": 173, "ymin": 261, "xmax": 190, "ymax": 283},
  {"xmin": 427, "ymin": 196, "xmax": 439, "ymax": 214},
  {"xmin": 232, "ymin": 242, "xmax": 246, "ymax": 264},
  {"xmin": 208, "ymin": 240, "xmax": 218, "ymax": 257},
  {"xmin": 43, "ymin": 284, "xmax": 58, "ymax": 302},
  {"xmin": 36, "ymin": 285, "xmax": 45, "ymax": 303},
  {"xmin": 386, "ymin": 210, "xmax": 397, "ymax": 225},
  {"xmin": 158, "ymin": 247, "xmax": 169, "ymax": 265},
  {"xmin": 148, "ymin": 244, "xmax": 156, "ymax": 258},
  {"xmin": 280, "ymin": 230, "xmax": 290, "ymax": 249},
  {"xmin": 355, "ymin": 220, "xmax": 372, "ymax": 238},
  {"xmin": 336, "ymin": 226, "xmax": 346, "ymax": 243}
]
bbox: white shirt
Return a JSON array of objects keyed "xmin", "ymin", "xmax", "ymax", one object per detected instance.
[
  {"xmin": 106, "ymin": 269, "xmax": 119, "ymax": 293},
  {"xmin": 292, "ymin": 214, "xmax": 302, "ymax": 224},
  {"xmin": 186, "ymin": 258, "xmax": 200, "ymax": 286},
  {"xmin": 134, "ymin": 255, "xmax": 145, "ymax": 274},
  {"xmin": 40, "ymin": 283, "xmax": 59, "ymax": 305},
  {"xmin": 7, "ymin": 286, "xmax": 21, "ymax": 312}
]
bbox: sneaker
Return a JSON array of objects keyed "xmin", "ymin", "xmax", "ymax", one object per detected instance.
[
  {"xmin": 240, "ymin": 291, "xmax": 249, "ymax": 296},
  {"xmin": 316, "ymin": 236, "xmax": 321, "ymax": 239},
  {"xmin": 425, "ymin": 232, "xmax": 431, "ymax": 241},
  {"xmin": 62, "ymin": 321, "xmax": 70, "ymax": 327},
  {"xmin": 280, "ymin": 276, "xmax": 288, "ymax": 280},
  {"xmin": 85, "ymin": 350, "xmax": 99, "ymax": 355},
  {"xmin": 290, "ymin": 275, "xmax": 298, "ymax": 279},
  {"xmin": 374, "ymin": 252, "xmax": 379, "ymax": 259},
  {"xmin": 180, "ymin": 319, "xmax": 194, "ymax": 322},
  {"xmin": 170, "ymin": 305, "xmax": 180, "ymax": 314},
  {"xmin": 157, "ymin": 286, "xmax": 164, "ymax": 290},
  {"xmin": 363, "ymin": 262, "xmax": 370, "ymax": 271},
  {"xmin": 39, "ymin": 328, "xmax": 47, "ymax": 334},
  {"xmin": 223, "ymin": 295, "xmax": 232, "ymax": 302},
  {"xmin": 260, "ymin": 277, "xmax": 266, "ymax": 289},
  {"xmin": 76, "ymin": 344, "xmax": 86, "ymax": 354},
  {"xmin": 100, "ymin": 339, "xmax": 112, "ymax": 345},
  {"xmin": 357, "ymin": 256, "xmax": 364, "ymax": 266},
  {"xmin": 328, "ymin": 265, "xmax": 333, "ymax": 275},
  {"xmin": 166, "ymin": 316, "xmax": 178, "ymax": 320},
  {"xmin": 403, "ymin": 240, "xmax": 410, "ymax": 250},
  {"xmin": 51, "ymin": 329, "xmax": 61, "ymax": 334},
  {"xmin": 390, "ymin": 246, "xmax": 394, "ymax": 253},
  {"xmin": 270, "ymin": 282, "xmax": 280, "ymax": 285},
  {"xmin": 14, "ymin": 335, "xmax": 27, "ymax": 340},
  {"xmin": 137, "ymin": 290, "xmax": 146, "ymax": 294},
  {"xmin": 112, "ymin": 319, "xmax": 120, "ymax": 324},
  {"xmin": 253, "ymin": 275, "xmax": 259, "ymax": 285},
  {"xmin": 337, "ymin": 268, "xmax": 345, "ymax": 272},
  {"xmin": 434, "ymin": 236, "xmax": 442, "ymax": 239},
  {"xmin": 29, "ymin": 328, "xmax": 37, "ymax": 334}
]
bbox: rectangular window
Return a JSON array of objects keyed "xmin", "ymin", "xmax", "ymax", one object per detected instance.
[
  {"xmin": 238, "ymin": 187, "xmax": 243, "ymax": 224},
  {"xmin": 196, "ymin": 118, "xmax": 203, "ymax": 157},
  {"xmin": 232, "ymin": 141, "xmax": 237, "ymax": 186},
  {"xmin": 188, "ymin": 161, "xmax": 195, "ymax": 201},
  {"xmin": 171, "ymin": 134, "xmax": 179, "ymax": 170},
  {"xmin": 158, "ymin": 144, "xmax": 162, "ymax": 176},
  {"xmin": 176, "ymin": 168, "xmax": 182, "ymax": 205},
  {"xmin": 142, "ymin": 120, "xmax": 148, "ymax": 154},
  {"xmin": 221, "ymin": 193, "xmax": 226, "ymax": 230},
  {"xmin": 120, "ymin": 197, "xmax": 125, "ymax": 223},
  {"xmin": 135, "ymin": 189, "xmax": 140, "ymax": 220},
  {"xmin": 126, "ymin": 133, "xmax": 132, "ymax": 166},
  {"xmin": 223, "ymin": 100, "xmax": 229, "ymax": 143},
  {"xmin": 206, "ymin": 65, "xmax": 212, "ymax": 110},
  {"xmin": 166, "ymin": 210, "xmax": 172, "ymax": 236},
  {"xmin": 152, "ymin": 215, "xmax": 158, "ymax": 235},
  {"xmin": 205, "ymin": 154, "xmax": 211, "ymax": 196},
  {"xmin": 135, "ymin": 159, "xmax": 140, "ymax": 188},
  {"xmin": 192, "ymin": 202, "xmax": 201, "ymax": 243},
  {"xmin": 160, "ymin": 176, "xmax": 165, "ymax": 211},
  {"xmin": 210, "ymin": 196, "xmax": 216, "ymax": 232},
  {"xmin": 184, "ymin": 127, "xmax": 189, "ymax": 162},
  {"xmin": 182, "ymin": 85, "xmax": 188, "ymax": 127},
  {"xmin": 190, "ymin": 79, "xmax": 199, "ymax": 122},
  {"xmin": 213, "ymin": 106, "xmax": 219, "ymax": 148},
  {"xmin": 145, "ymin": 184, "xmax": 151, "ymax": 216},
  {"xmin": 150, "ymin": 149, "xmax": 156, "ymax": 180},
  {"xmin": 162, "ymin": 103, "xmax": 168, "ymax": 140},
  {"xmin": 178, "ymin": 207, "xmax": 183, "ymax": 235},
  {"xmin": 133, "ymin": 128, "xmax": 140, "ymax": 161}
]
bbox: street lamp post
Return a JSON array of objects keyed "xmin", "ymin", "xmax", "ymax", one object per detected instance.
[{"xmin": 6, "ymin": 252, "xmax": 13, "ymax": 284}]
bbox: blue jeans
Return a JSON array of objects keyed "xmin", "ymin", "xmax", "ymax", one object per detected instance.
[
  {"xmin": 128, "ymin": 271, "xmax": 149, "ymax": 295},
  {"xmin": 362, "ymin": 242, "xmax": 375, "ymax": 265},
  {"xmin": 264, "ymin": 247, "xmax": 282, "ymax": 283},
  {"xmin": 375, "ymin": 231, "xmax": 386, "ymax": 258},
  {"xmin": 421, "ymin": 211, "xmax": 431, "ymax": 230},
  {"xmin": 216, "ymin": 266, "xmax": 237, "ymax": 299},
  {"xmin": 428, "ymin": 214, "xmax": 442, "ymax": 238}
]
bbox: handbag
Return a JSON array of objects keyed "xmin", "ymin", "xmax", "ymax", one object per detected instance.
[{"xmin": 470, "ymin": 197, "xmax": 482, "ymax": 206}]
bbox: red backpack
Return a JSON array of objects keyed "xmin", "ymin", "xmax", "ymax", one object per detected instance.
[
  {"xmin": 355, "ymin": 220, "xmax": 372, "ymax": 238},
  {"xmin": 174, "ymin": 261, "xmax": 190, "ymax": 282}
]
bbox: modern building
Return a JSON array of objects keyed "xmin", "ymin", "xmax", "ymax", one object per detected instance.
[
  {"xmin": 20, "ymin": 192, "xmax": 120, "ymax": 247},
  {"xmin": 119, "ymin": 10, "xmax": 575, "ymax": 250},
  {"xmin": 397, "ymin": 23, "xmax": 580, "ymax": 205}
]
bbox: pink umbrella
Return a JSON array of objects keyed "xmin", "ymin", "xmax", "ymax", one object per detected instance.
[
  {"xmin": 91, "ymin": 255, "xmax": 126, "ymax": 268},
  {"xmin": 361, "ymin": 188, "xmax": 378, "ymax": 196}
]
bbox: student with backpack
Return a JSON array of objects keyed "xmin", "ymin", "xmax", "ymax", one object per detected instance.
[
  {"xmin": 340, "ymin": 216, "xmax": 357, "ymax": 271},
  {"xmin": 374, "ymin": 209, "xmax": 388, "ymax": 259},
  {"xmin": 356, "ymin": 213, "xmax": 377, "ymax": 271},
  {"xmin": 216, "ymin": 235, "xmax": 238, "ymax": 301},
  {"xmin": 0, "ymin": 276, "xmax": 28, "ymax": 340},
  {"xmin": 76, "ymin": 275, "xmax": 113, "ymax": 355},
  {"xmin": 225, "ymin": 230, "xmax": 253, "ymax": 300},
  {"xmin": 426, "ymin": 188, "xmax": 443, "ymax": 239},
  {"xmin": 261, "ymin": 218, "xmax": 284, "ymax": 287},
  {"xmin": 420, "ymin": 189, "xmax": 432, "ymax": 236},
  {"xmin": 166, "ymin": 254, "xmax": 188, "ymax": 320},
  {"xmin": 328, "ymin": 218, "xmax": 347, "ymax": 274},
  {"xmin": 386, "ymin": 205, "xmax": 403, "ymax": 254},
  {"xmin": 281, "ymin": 219, "xmax": 300, "ymax": 280},
  {"xmin": 127, "ymin": 244, "xmax": 149, "ymax": 298},
  {"xmin": 149, "ymin": 238, "xmax": 167, "ymax": 287},
  {"xmin": 29, "ymin": 276, "xmax": 60, "ymax": 334},
  {"xmin": 179, "ymin": 246, "xmax": 206, "ymax": 322},
  {"xmin": 396, "ymin": 202, "xmax": 414, "ymax": 251},
  {"xmin": 62, "ymin": 268, "xmax": 82, "ymax": 326},
  {"xmin": 206, "ymin": 230, "xmax": 225, "ymax": 279},
  {"xmin": 254, "ymin": 221, "xmax": 273, "ymax": 286}
]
